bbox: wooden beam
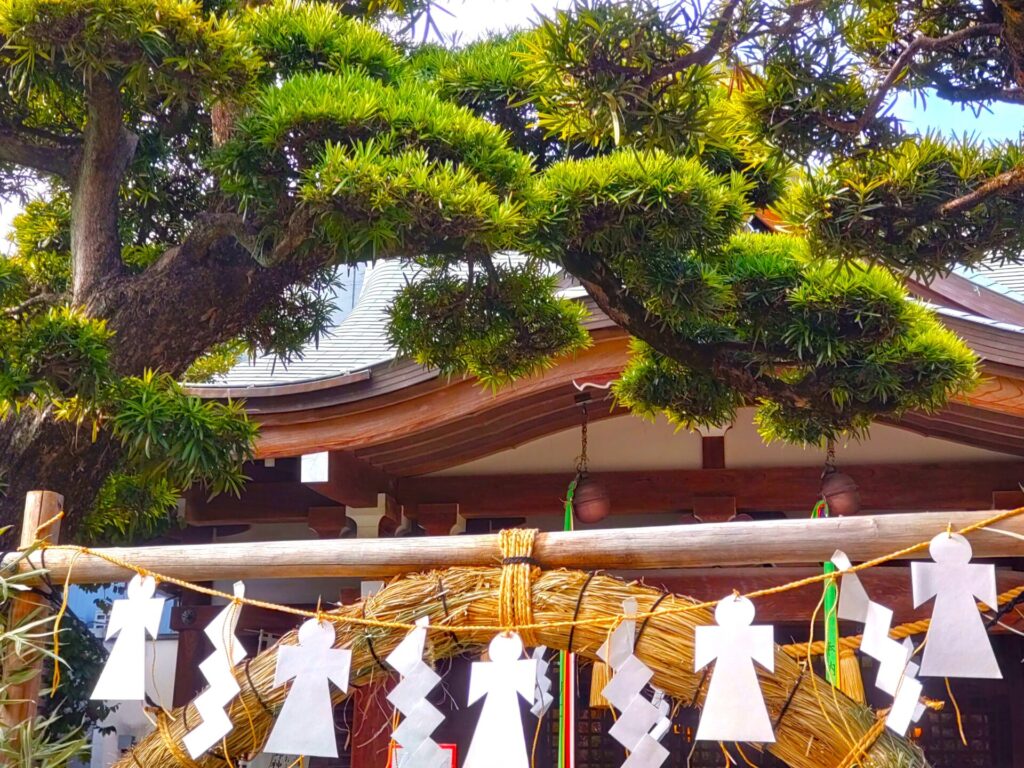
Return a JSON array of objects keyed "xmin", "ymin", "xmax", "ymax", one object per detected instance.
[
  {"xmin": 10, "ymin": 509, "xmax": 1024, "ymax": 584},
  {"xmin": 398, "ymin": 462, "xmax": 1024, "ymax": 517},
  {"xmin": 307, "ymin": 506, "xmax": 352, "ymax": 538},
  {"xmin": 185, "ymin": 482, "xmax": 336, "ymax": 525},
  {"xmin": 253, "ymin": 335, "xmax": 630, "ymax": 458},
  {"xmin": 306, "ymin": 450, "xmax": 388, "ymax": 508},
  {"xmin": 701, "ymin": 435, "xmax": 726, "ymax": 469}
]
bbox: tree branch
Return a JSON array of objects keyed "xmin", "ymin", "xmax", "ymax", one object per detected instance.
[
  {"xmin": 2, "ymin": 293, "xmax": 63, "ymax": 317},
  {"xmin": 69, "ymin": 77, "xmax": 138, "ymax": 303},
  {"xmin": 0, "ymin": 130, "xmax": 76, "ymax": 178},
  {"xmin": 829, "ymin": 23, "xmax": 1003, "ymax": 134},
  {"xmin": 640, "ymin": 0, "xmax": 743, "ymax": 86},
  {"xmin": 939, "ymin": 163, "xmax": 1024, "ymax": 216}
]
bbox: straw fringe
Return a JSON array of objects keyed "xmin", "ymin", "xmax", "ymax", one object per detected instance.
[{"xmin": 113, "ymin": 568, "xmax": 929, "ymax": 768}]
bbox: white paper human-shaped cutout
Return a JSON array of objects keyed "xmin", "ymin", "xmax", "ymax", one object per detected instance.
[
  {"xmin": 694, "ymin": 595, "xmax": 775, "ymax": 743},
  {"xmin": 184, "ymin": 582, "xmax": 248, "ymax": 757},
  {"xmin": 91, "ymin": 574, "xmax": 166, "ymax": 701},
  {"xmin": 531, "ymin": 646, "xmax": 553, "ymax": 718},
  {"xmin": 386, "ymin": 616, "xmax": 447, "ymax": 768},
  {"xmin": 263, "ymin": 618, "xmax": 351, "ymax": 758},
  {"xmin": 597, "ymin": 598, "xmax": 670, "ymax": 768},
  {"xmin": 912, "ymin": 533, "xmax": 1001, "ymax": 679},
  {"xmin": 465, "ymin": 632, "xmax": 537, "ymax": 768}
]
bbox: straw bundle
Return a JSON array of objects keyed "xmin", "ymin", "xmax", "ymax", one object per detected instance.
[{"xmin": 115, "ymin": 567, "xmax": 928, "ymax": 768}]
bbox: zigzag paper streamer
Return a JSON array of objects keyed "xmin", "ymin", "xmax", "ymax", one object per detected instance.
[
  {"xmin": 531, "ymin": 646, "xmax": 554, "ymax": 717},
  {"xmin": 184, "ymin": 581, "xmax": 247, "ymax": 758},
  {"xmin": 597, "ymin": 598, "xmax": 670, "ymax": 768},
  {"xmin": 832, "ymin": 552, "xmax": 925, "ymax": 735},
  {"xmin": 386, "ymin": 616, "xmax": 448, "ymax": 768}
]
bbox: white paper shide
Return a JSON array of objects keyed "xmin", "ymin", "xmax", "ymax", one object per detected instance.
[
  {"xmin": 184, "ymin": 581, "xmax": 248, "ymax": 758},
  {"xmin": 912, "ymin": 533, "xmax": 1001, "ymax": 679},
  {"xmin": 91, "ymin": 574, "xmax": 166, "ymax": 701},
  {"xmin": 832, "ymin": 550, "xmax": 926, "ymax": 736},
  {"xmin": 386, "ymin": 616, "xmax": 448, "ymax": 768},
  {"xmin": 597, "ymin": 597, "xmax": 670, "ymax": 768},
  {"xmin": 465, "ymin": 632, "xmax": 536, "ymax": 768},
  {"xmin": 264, "ymin": 618, "xmax": 351, "ymax": 758},
  {"xmin": 694, "ymin": 595, "xmax": 775, "ymax": 744}
]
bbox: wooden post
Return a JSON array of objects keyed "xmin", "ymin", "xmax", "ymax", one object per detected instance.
[{"xmin": 1, "ymin": 491, "xmax": 63, "ymax": 729}]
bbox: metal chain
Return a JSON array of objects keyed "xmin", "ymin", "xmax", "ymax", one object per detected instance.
[{"xmin": 576, "ymin": 401, "xmax": 589, "ymax": 473}]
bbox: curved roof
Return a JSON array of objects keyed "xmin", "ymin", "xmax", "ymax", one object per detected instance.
[{"xmin": 186, "ymin": 257, "xmax": 1024, "ymax": 467}]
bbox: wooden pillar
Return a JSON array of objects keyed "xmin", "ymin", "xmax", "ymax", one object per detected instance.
[
  {"xmin": 1, "ymin": 491, "xmax": 63, "ymax": 729},
  {"xmin": 351, "ymin": 680, "xmax": 396, "ymax": 768},
  {"xmin": 172, "ymin": 526, "xmax": 212, "ymax": 707}
]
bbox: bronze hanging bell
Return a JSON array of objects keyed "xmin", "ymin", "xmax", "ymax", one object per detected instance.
[
  {"xmin": 573, "ymin": 472, "xmax": 611, "ymax": 524},
  {"xmin": 820, "ymin": 466, "xmax": 861, "ymax": 517}
]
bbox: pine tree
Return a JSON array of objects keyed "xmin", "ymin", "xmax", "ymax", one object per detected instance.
[{"xmin": 3, "ymin": 0, "xmax": 1009, "ymax": 540}]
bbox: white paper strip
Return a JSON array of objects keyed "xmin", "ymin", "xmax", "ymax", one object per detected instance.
[
  {"xmin": 912, "ymin": 533, "xmax": 1001, "ymax": 679},
  {"xmin": 465, "ymin": 633, "xmax": 536, "ymax": 768},
  {"xmin": 833, "ymin": 553, "xmax": 926, "ymax": 735},
  {"xmin": 263, "ymin": 619, "xmax": 351, "ymax": 758},
  {"xmin": 386, "ymin": 617, "xmax": 448, "ymax": 768},
  {"xmin": 91, "ymin": 575, "xmax": 166, "ymax": 701},
  {"xmin": 598, "ymin": 599, "xmax": 670, "ymax": 768},
  {"xmin": 831, "ymin": 550, "xmax": 871, "ymax": 623},
  {"xmin": 694, "ymin": 595, "xmax": 775, "ymax": 743},
  {"xmin": 184, "ymin": 581, "xmax": 248, "ymax": 757},
  {"xmin": 531, "ymin": 646, "xmax": 553, "ymax": 717}
]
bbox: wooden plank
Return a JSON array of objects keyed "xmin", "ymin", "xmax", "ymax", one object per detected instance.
[
  {"xmin": 398, "ymin": 462, "xmax": 1024, "ymax": 517},
  {"xmin": 701, "ymin": 435, "xmax": 726, "ymax": 469},
  {"xmin": 8, "ymin": 509, "xmax": 1024, "ymax": 584},
  {"xmin": 1, "ymin": 491, "xmax": 63, "ymax": 729}
]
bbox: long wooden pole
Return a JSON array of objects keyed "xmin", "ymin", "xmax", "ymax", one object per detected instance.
[
  {"xmin": 1, "ymin": 491, "xmax": 63, "ymax": 731},
  {"xmin": 4, "ymin": 509, "xmax": 1023, "ymax": 585}
]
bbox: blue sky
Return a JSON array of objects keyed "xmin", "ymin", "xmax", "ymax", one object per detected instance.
[{"xmin": 422, "ymin": 0, "xmax": 1024, "ymax": 142}]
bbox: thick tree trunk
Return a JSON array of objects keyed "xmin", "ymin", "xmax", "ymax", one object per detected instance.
[
  {"xmin": 0, "ymin": 411, "xmax": 120, "ymax": 545},
  {"xmin": 0, "ymin": 233, "xmax": 311, "ymax": 546}
]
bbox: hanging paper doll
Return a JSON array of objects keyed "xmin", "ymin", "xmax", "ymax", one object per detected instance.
[
  {"xmin": 465, "ymin": 632, "xmax": 537, "ymax": 768},
  {"xmin": 912, "ymin": 532, "xmax": 1001, "ymax": 679},
  {"xmin": 91, "ymin": 574, "xmax": 165, "ymax": 701},
  {"xmin": 694, "ymin": 595, "xmax": 775, "ymax": 743},
  {"xmin": 264, "ymin": 618, "xmax": 351, "ymax": 758}
]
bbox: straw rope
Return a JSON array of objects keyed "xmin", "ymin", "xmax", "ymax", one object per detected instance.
[
  {"xmin": 111, "ymin": 568, "xmax": 929, "ymax": 768},
  {"xmin": 29, "ymin": 509, "xmax": 1023, "ymax": 768},
  {"xmin": 498, "ymin": 528, "xmax": 540, "ymax": 645},
  {"xmin": 835, "ymin": 712, "xmax": 889, "ymax": 768}
]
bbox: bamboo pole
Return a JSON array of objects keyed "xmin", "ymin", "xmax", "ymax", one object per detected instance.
[
  {"xmin": 1, "ymin": 491, "xmax": 63, "ymax": 730},
  {"xmin": 4, "ymin": 509, "xmax": 1023, "ymax": 585}
]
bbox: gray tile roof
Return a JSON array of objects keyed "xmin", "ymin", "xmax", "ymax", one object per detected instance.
[
  {"xmin": 958, "ymin": 264, "xmax": 1024, "ymax": 305},
  {"xmin": 208, "ymin": 256, "xmax": 1024, "ymax": 389},
  {"xmin": 211, "ymin": 260, "xmax": 409, "ymax": 387},
  {"xmin": 210, "ymin": 255, "xmax": 539, "ymax": 388}
]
